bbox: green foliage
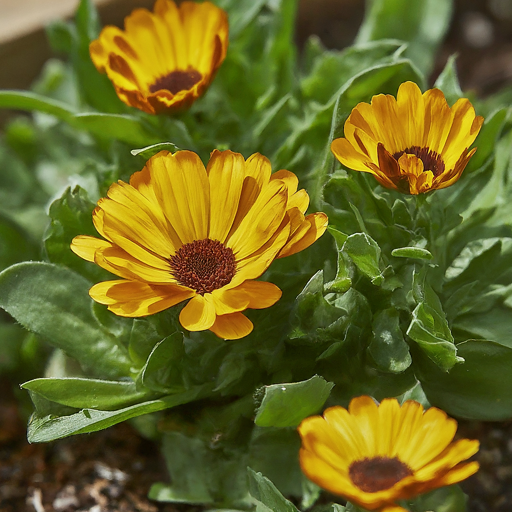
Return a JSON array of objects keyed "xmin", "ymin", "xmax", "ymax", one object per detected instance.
[
  {"xmin": 254, "ymin": 376, "xmax": 334, "ymax": 427},
  {"xmin": 356, "ymin": 0, "xmax": 453, "ymax": 74}
]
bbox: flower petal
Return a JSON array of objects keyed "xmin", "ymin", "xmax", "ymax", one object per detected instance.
[
  {"xmin": 209, "ymin": 312, "xmax": 253, "ymax": 340},
  {"xmin": 207, "ymin": 150, "xmax": 246, "ymax": 242},
  {"xmin": 90, "ymin": 279, "xmax": 194, "ymax": 317},
  {"xmin": 71, "ymin": 235, "xmax": 112, "ymax": 262},
  {"xmin": 179, "ymin": 294, "xmax": 216, "ymax": 331},
  {"xmin": 278, "ymin": 212, "xmax": 328, "ymax": 259}
]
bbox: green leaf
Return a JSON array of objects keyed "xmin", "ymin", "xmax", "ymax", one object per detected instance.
[
  {"xmin": 301, "ymin": 40, "xmax": 405, "ymax": 105},
  {"xmin": 413, "ymin": 485, "xmax": 467, "ymax": 512},
  {"xmin": 46, "ymin": 20, "xmax": 76, "ymax": 55},
  {"xmin": 433, "ymin": 54, "xmax": 463, "ymax": 106},
  {"xmin": 342, "ymin": 233, "xmax": 383, "ymax": 285},
  {"xmin": 0, "ymin": 90, "xmax": 76, "ymax": 121},
  {"xmin": 391, "ymin": 247, "xmax": 433, "ymax": 260},
  {"xmin": 131, "ymin": 142, "xmax": 180, "ymax": 159},
  {"xmin": 0, "ymin": 212, "xmax": 37, "ymax": 270},
  {"xmin": 248, "ymin": 428, "xmax": 303, "ymax": 499},
  {"xmin": 324, "ymin": 227, "xmax": 352, "ymax": 293},
  {"xmin": 75, "ymin": 0, "xmax": 100, "ymax": 44},
  {"xmin": 453, "ymin": 307, "xmax": 512, "ymax": 349},
  {"xmin": 407, "ymin": 302, "xmax": 461, "ymax": 371},
  {"xmin": 368, "ymin": 308, "xmax": 412, "ymax": 373},
  {"xmin": 44, "ymin": 186, "xmax": 107, "ymax": 282},
  {"xmin": 290, "ymin": 271, "xmax": 348, "ymax": 343},
  {"xmin": 22, "ymin": 378, "xmax": 150, "ymax": 410},
  {"xmin": 72, "ymin": 0, "xmax": 122, "ymax": 112},
  {"xmin": 466, "ymin": 108, "xmax": 507, "ymax": 171},
  {"xmin": 356, "ymin": 0, "xmax": 453, "ymax": 74},
  {"xmin": 217, "ymin": 0, "xmax": 267, "ymax": 40},
  {"xmin": 141, "ymin": 332, "xmax": 186, "ymax": 393},
  {"xmin": 27, "ymin": 384, "xmax": 211, "ymax": 443},
  {"xmin": 129, "ymin": 319, "xmax": 162, "ymax": 367},
  {"xmin": 254, "ymin": 375, "xmax": 334, "ymax": 427},
  {"xmin": 0, "ymin": 262, "xmax": 132, "ymax": 379},
  {"xmin": 72, "ymin": 113, "xmax": 159, "ymax": 146},
  {"xmin": 415, "ymin": 340, "xmax": 512, "ymax": 420},
  {"xmin": 247, "ymin": 468, "xmax": 300, "ymax": 512},
  {"xmin": 150, "ymin": 433, "xmax": 215, "ymax": 504}
]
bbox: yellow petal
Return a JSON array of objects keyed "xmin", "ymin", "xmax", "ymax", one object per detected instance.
[
  {"xmin": 107, "ymin": 179, "xmax": 181, "ymax": 252},
  {"xmin": 414, "ymin": 438, "xmax": 479, "ymax": 481},
  {"xmin": 95, "ymin": 246, "xmax": 173, "ymax": 284},
  {"xmin": 348, "ymin": 396, "xmax": 379, "ymax": 454},
  {"xmin": 98, "ymin": 186, "xmax": 176, "ymax": 258},
  {"xmin": 270, "ymin": 169, "xmax": 299, "ymax": 197},
  {"xmin": 288, "ymin": 189, "xmax": 310, "ymax": 213},
  {"xmin": 232, "ymin": 280, "xmax": 282, "ymax": 309},
  {"xmin": 207, "ymin": 150, "xmax": 246, "ymax": 242},
  {"xmin": 369, "ymin": 93, "xmax": 404, "ymax": 154},
  {"xmin": 89, "ymin": 279, "xmax": 194, "ymax": 317},
  {"xmin": 149, "ymin": 151, "xmax": 209, "ymax": 244},
  {"xmin": 209, "ymin": 312, "xmax": 253, "ymax": 340},
  {"xmin": 397, "ymin": 81, "xmax": 425, "ymax": 149},
  {"xmin": 423, "ymin": 88, "xmax": 452, "ymax": 154},
  {"xmin": 278, "ymin": 212, "xmax": 328, "ymax": 259},
  {"xmin": 375, "ymin": 398, "xmax": 401, "ymax": 457},
  {"xmin": 430, "ymin": 461, "xmax": 480, "ymax": 487},
  {"xmin": 227, "ymin": 179, "xmax": 288, "ymax": 259},
  {"xmin": 210, "ymin": 287, "xmax": 250, "ymax": 315},
  {"xmin": 228, "ymin": 152, "xmax": 272, "ymax": 235},
  {"xmin": 179, "ymin": 294, "xmax": 216, "ymax": 331},
  {"xmin": 404, "ymin": 406, "xmax": 458, "ymax": 470},
  {"xmin": 231, "ymin": 217, "xmax": 291, "ymax": 284},
  {"xmin": 71, "ymin": 235, "xmax": 112, "ymax": 262},
  {"xmin": 331, "ymin": 137, "xmax": 372, "ymax": 173}
]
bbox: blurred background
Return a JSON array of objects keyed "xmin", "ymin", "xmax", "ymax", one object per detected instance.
[{"xmin": 1, "ymin": 0, "xmax": 512, "ymax": 95}]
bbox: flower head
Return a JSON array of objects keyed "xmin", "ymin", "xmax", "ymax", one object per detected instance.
[
  {"xmin": 71, "ymin": 150, "xmax": 327, "ymax": 340},
  {"xmin": 90, "ymin": 0, "xmax": 229, "ymax": 114},
  {"xmin": 331, "ymin": 82, "xmax": 484, "ymax": 194},
  {"xmin": 298, "ymin": 396, "xmax": 479, "ymax": 512}
]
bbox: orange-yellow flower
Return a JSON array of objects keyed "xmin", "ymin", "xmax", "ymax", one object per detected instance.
[
  {"xmin": 89, "ymin": 0, "xmax": 228, "ymax": 114},
  {"xmin": 71, "ymin": 150, "xmax": 328, "ymax": 340},
  {"xmin": 331, "ymin": 82, "xmax": 484, "ymax": 194},
  {"xmin": 298, "ymin": 396, "xmax": 479, "ymax": 512}
]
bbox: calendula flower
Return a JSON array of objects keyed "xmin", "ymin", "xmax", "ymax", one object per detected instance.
[
  {"xmin": 71, "ymin": 150, "xmax": 327, "ymax": 340},
  {"xmin": 331, "ymin": 82, "xmax": 484, "ymax": 194},
  {"xmin": 298, "ymin": 396, "xmax": 479, "ymax": 512},
  {"xmin": 89, "ymin": 0, "xmax": 228, "ymax": 114}
]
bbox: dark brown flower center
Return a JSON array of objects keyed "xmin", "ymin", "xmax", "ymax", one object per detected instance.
[
  {"xmin": 349, "ymin": 456, "xmax": 413, "ymax": 493},
  {"xmin": 393, "ymin": 146, "xmax": 445, "ymax": 177},
  {"xmin": 149, "ymin": 69, "xmax": 202, "ymax": 95},
  {"xmin": 170, "ymin": 239, "xmax": 236, "ymax": 295}
]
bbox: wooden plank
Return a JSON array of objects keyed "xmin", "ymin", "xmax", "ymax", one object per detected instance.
[{"xmin": 0, "ymin": 0, "xmax": 154, "ymax": 90}]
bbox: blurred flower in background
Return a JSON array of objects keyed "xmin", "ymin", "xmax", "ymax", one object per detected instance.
[
  {"xmin": 89, "ymin": 0, "xmax": 228, "ymax": 114},
  {"xmin": 298, "ymin": 396, "xmax": 480, "ymax": 511}
]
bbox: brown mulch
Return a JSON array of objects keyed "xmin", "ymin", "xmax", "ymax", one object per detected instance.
[{"xmin": 0, "ymin": 394, "xmax": 188, "ymax": 512}]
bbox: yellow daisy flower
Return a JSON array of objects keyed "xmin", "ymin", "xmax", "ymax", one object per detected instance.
[
  {"xmin": 298, "ymin": 396, "xmax": 479, "ymax": 512},
  {"xmin": 331, "ymin": 82, "xmax": 484, "ymax": 194},
  {"xmin": 71, "ymin": 150, "xmax": 328, "ymax": 340},
  {"xmin": 89, "ymin": 0, "xmax": 228, "ymax": 114}
]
